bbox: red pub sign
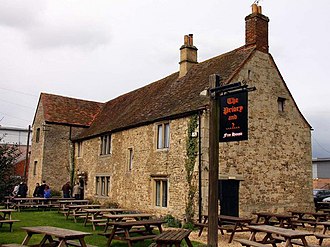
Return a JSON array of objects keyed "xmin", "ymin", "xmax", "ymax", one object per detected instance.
[{"xmin": 219, "ymin": 91, "xmax": 248, "ymax": 142}]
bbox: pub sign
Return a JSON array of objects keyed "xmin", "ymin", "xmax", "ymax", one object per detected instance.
[{"xmin": 219, "ymin": 91, "xmax": 248, "ymax": 142}]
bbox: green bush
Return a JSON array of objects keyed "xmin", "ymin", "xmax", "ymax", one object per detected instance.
[
  {"xmin": 182, "ymin": 221, "xmax": 195, "ymax": 229},
  {"xmin": 51, "ymin": 189, "xmax": 61, "ymax": 197},
  {"xmin": 163, "ymin": 214, "xmax": 182, "ymax": 228}
]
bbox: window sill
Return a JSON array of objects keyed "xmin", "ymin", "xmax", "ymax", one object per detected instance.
[
  {"xmin": 156, "ymin": 148, "xmax": 169, "ymax": 152},
  {"xmin": 99, "ymin": 153, "xmax": 112, "ymax": 158}
]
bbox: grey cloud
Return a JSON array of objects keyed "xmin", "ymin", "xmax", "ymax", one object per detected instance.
[
  {"xmin": 27, "ymin": 23, "xmax": 110, "ymax": 50},
  {"xmin": 0, "ymin": 0, "xmax": 44, "ymax": 28}
]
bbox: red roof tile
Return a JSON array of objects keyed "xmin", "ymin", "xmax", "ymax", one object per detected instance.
[{"xmin": 40, "ymin": 93, "xmax": 104, "ymax": 127}]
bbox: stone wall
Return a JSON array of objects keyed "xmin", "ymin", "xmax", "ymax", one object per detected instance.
[{"xmin": 74, "ymin": 51, "xmax": 313, "ymax": 220}]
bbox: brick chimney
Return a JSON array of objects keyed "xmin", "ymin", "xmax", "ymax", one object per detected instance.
[
  {"xmin": 245, "ymin": 4, "xmax": 269, "ymax": 53},
  {"xmin": 179, "ymin": 34, "xmax": 198, "ymax": 78}
]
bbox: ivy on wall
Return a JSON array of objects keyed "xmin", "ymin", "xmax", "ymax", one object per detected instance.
[{"xmin": 185, "ymin": 114, "xmax": 198, "ymax": 223}]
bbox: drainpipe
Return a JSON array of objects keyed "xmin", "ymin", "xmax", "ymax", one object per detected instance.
[{"xmin": 198, "ymin": 110, "xmax": 202, "ymax": 222}]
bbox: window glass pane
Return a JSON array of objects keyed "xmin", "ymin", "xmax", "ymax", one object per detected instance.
[
  {"xmin": 162, "ymin": 180, "xmax": 168, "ymax": 207},
  {"xmin": 101, "ymin": 177, "xmax": 105, "ymax": 195},
  {"xmin": 155, "ymin": 181, "xmax": 161, "ymax": 206},
  {"xmin": 157, "ymin": 125, "xmax": 163, "ymax": 149},
  {"xmin": 164, "ymin": 123, "xmax": 170, "ymax": 148},
  {"xmin": 96, "ymin": 177, "xmax": 99, "ymax": 195},
  {"xmin": 106, "ymin": 177, "xmax": 110, "ymax": 196},
  {"xmin": 106, "ymin": 135, "xmax": 111, "ymax": 154},
  {"xmin": 33, "ymin": 161, "xmax": 37, "ymax": 175},
  {"xmin": 36, "ymin": 128, "xmax": 40, "ymax": 143}
]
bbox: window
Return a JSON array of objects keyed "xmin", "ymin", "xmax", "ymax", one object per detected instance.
[
  {"xmin": 278, "ymin": 97, "xmax": 286, "ymax": 112},
  {"xmin": 95, "ymin": 175, "xmax": 110, "ymax": 196},
  {"xmin": 77, "ymin": 142, "xmax": 83, "ymax": 157},
  {"xmin": 128, "ymin": 148, "xmax": 133, "ymax": 171},
  {"xmin": 36, "ymin": 128, "xmax": 40, "ymax": 143},
  {"xmin": 100, "ymin": 134, "xmax": 111, "ymax": 155},
  {"xmin": 157, "ymin": 123, "xmax": 170, "ymax": 149},
  {"xmin": 33, "ymin": 161, "xmax": 37, "ymax": 176},
  {"xmin": 153, "ymin": 178, "xmax": 168, "ymax": 207}
]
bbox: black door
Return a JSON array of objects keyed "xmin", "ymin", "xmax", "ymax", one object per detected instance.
[{"xmin": 218, "ymin": 180, "xmax": 239, "ymax": 216}]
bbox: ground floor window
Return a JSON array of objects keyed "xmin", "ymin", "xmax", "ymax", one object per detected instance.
[
  {"xmin": 153, "ymin": 178, "xmax": 168, "ymax": 207},
  {"xmin": 95, "ymin": 175, "xmax": 110, "ymax": 197}
]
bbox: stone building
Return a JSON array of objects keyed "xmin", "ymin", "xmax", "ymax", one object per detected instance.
[
  {"xmin": 28, "ymin": 93, "xmax": 103, "ymax": 194},
  {"xmin": 28, "ymin": 5, "xmax": 313, "ymax": 219}
]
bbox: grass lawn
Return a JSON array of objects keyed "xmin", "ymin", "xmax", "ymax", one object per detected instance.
[{"xmin": 0, "ymin": 209, "xmax": 202, "ymax": 246}]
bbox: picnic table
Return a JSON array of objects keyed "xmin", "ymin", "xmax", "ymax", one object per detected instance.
[
  {"xmin": 152, "ymin": 229, "xmax": 193, "ymax": 247},
  {"xmin": 254, "ymin": 212, "xmax": 296, "ymax": 229},
  {"xmin": 58, "ymin": 199, "xmax": 90, "ymax": 214},
  {"xmin": 313, "ymin": 221, "xmax": 330, "ymax": 245},
  {"xmin": 105, "ymin": 219, "xmax": 165, "ymax": 247},
  {"xmin": 10, "ymin": 197, "xmax": 48, "ymax": 211},
  {"xmin": 289, "ymin": 210, "xmax": 327, "ymax": 229},
  {"xmin": 0, "ymin": 209, "xmax": 20, "ymax": 232},
  {"xmin": 65, "ymin": 204, "xmax": 101, "ymax": 222},
  {"xmin": 195, "ymin": 214, "xmax": 253, "ymax": 243},
  {"xmin": 103, "ymin": 213, "xmax": 154, "ymax": 232},
  {"xmin": 20, "ymin": 226, "xmax": 92, "ymax": 247},
  {"xmin": 246, "ymin": 224, "xmax": 313, "ymax": 246},
  {"xmin": 83, "ymin": 208, "xmax": 125, "ymax": 230}
]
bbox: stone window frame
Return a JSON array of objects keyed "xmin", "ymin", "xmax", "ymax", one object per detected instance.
[
  {"xmin": 151, "ymin": 175, "xmax": 169, "ymax": 208},
  {"xmin": 33, "ymin": 161, "xmax": 37, "ymax": 176},
  {"xmin": 156, "ymin": 122, "xmax": 170, "ymax": 150},
  {"xmin": 77, "ymin": 141, "xmax": 83, "ymax": 158},
  {"xmin": 277, "ymin": 97, "xmax": 286, "ymax": 112},
  {"xmin": 128, "ymin": 147, "xmax": 133, "ymax": 172},
  {"xmin": 95, "ymin": 174, "xmax": 111, "ymax": 197},
  {"xmin": 35, "ymin": 128, "xmax": 40, "ymax": 143},
  {"xmin": 100, "ymin": 134, "xmax": 112, "ymax": 156}
]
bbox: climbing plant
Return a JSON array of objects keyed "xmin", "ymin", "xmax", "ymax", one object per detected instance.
[{"xmin": 185, "ymin": 114, "xmax": 198, "ymax": 223}]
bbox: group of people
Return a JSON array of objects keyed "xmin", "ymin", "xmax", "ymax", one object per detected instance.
[
  {"xmin": 12, "ymin": 180, "xmax": 82, "ymax": 199},
  {"xmin": 12, "ymin": 181, "xmax": 28, "ymax": 198},
  {"xmin": 61, "ymin": 181, "xmax": 83, "ymax": 199},
  {"xmin": 32, "ymin": 181, "xmax": 51, "ymax": 198}
]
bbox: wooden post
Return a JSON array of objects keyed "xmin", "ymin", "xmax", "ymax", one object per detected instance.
[{"xmin": 207, "ymin": 74, "xmax": 220, "ymax": 246}]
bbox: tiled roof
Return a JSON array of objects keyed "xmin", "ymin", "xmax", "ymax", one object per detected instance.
[
  {"xmin": 40, "ymin": 93, "xmax": 104, "ymax": 127},
  {"xmin": 77, "ymin": 46, "xmax": 256, "ymax": 139}
]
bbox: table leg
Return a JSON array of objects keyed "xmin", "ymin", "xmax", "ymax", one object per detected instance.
[
  {"xmin": 185, "ymin": 236, "xmax": 193, "ymax": 247},
  {"xmin": 58, "ymin": 239, "xmax": 69, "ymax": 247},
  {"xmin": 84, "ymin": 212, "xmax": 89, "ymax": 227},
  {"xmin": 104, "ymin": 218, "xmax": 110, "ymax": 232},
  {"xmin": 124, "ymin": 227, "xmax": 133, "ymax": 247},
  {"xmin": 78, "ymin": 237, "xmax": 88, "ymax": 247},
  {"xmin": 228, "ymin": 222, "xmax": 239, "ymax": 243},
  {"xmin": 22, "ymin": 233, "xmax": 33, "ymax": 245},
  {"xmin": 106, "ymin": 225, "xmax": 118, "ymax": 247}
]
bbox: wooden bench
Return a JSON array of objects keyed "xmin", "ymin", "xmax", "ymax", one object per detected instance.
[
  {"xmin": 0, "ymin": 219, "xmax": 20, "ymax": 232},
  {"xmin": 271, "ymin": 235, "xmax": 320, "ymax": 247},
  {"xmin": 235, "ymin": 238, "xmax": 273, "ymax": 247},
  {"xmin": 2, "ymin": 244, "xmax": 29, "ymax": 247},
  {"xmin": 153, "ymin": 229, "xmax": 193, "ymax": 247}
]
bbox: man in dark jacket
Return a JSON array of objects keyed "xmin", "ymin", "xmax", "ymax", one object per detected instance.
[
  {"xmin": 37, "ymin": 180, "xmax": 47, "ymax": 197},
  {"xmin": 62, "ymin": 182, "xmax": 72, "ymax": 198}
]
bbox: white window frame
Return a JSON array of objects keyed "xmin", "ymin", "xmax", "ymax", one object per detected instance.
[
  {"xmin": 100, "ymin": 134, "xmax": 112, "ymax": 155},
  {"xmin": 153, "ymin": 177, "xmax": 168, "ymax": 208},
  {"xmin": 156, "ymin": 122, "xmax": 170, "ymax": 149}
]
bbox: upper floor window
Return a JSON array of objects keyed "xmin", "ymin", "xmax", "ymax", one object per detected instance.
[
  {"xmin": 33, "ymin": 161, "xmax": 37, "ymax": 176},
  {"xmin": 278, "ymin": 97, "xmax": 286, "ymax": 112},
  {"xmin": 128, "ymin": 148, "xmax": 133, "ymax": 171},
  {"xmin": 157, "ymin": 123, "xmax": 170, "ymax": 149},
  {"xmin": 36, "ymin": 128, "xmax": 40, "ymax": 143},
  {"xmin": 100, "ymin": 134, "xmax": 111, "ymax": 155},
  {"xmin": 77, "ymin": 142, "xmax": 83, "ymax": 157}
]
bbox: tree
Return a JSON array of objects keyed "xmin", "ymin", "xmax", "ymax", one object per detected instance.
[{"xmin": 0, "ymin": 137, "xmax": 21, "ymax": 201}]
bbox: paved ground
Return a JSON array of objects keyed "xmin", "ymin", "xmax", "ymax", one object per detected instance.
[{"xmin": 188, "ymin": 225, "xmax": 326, "ymax": 246}]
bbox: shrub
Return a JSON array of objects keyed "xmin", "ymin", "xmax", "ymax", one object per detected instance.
[{"xmin": 163, "ymin": 214, "xmax": 182, "ymax": 228}]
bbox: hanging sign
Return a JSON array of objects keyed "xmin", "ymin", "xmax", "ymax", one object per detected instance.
[{"xmin": 219, "ymin": 91, "xmax": 248, "ymax": 142}]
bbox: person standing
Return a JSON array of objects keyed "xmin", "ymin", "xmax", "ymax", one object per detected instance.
[
  {"xmin": 61, "ymin": 182, "xmax": 72, "ymax": 198},
  {"xmin": 33, "ymin": 183, "xmax": 40, "ymax": 197},
  {"xmin": 38, "ymin": 180, "xmax": 47, "ymax": 197},
  {"xmin": 73, "ymin": 183, "xmax": 82, "ymax": 199},
  {"xmin": 44, "ymin": 185, "xmax": 51, "ymax": 198},
  {"xmin": 12, "ymin": 184, "xmax": 19, "ymax": 197}
]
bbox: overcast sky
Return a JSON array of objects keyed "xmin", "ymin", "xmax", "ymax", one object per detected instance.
[{"xmin": 0, "ymin": 0, "xmax": 329, "ymax": 158}]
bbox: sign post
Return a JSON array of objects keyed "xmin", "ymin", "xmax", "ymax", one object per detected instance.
[{"xmin": 207, "ymin": 75, "xmax": 255, "ymax": 246}]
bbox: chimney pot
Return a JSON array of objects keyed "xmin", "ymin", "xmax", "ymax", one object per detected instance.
[
  {"xmin": 179, "ymin": 34, "xmax": 198, "ymax": 78},
  {"xmin": 252, "ymin": 4, "xmax": 258, "ymax": 14}
]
